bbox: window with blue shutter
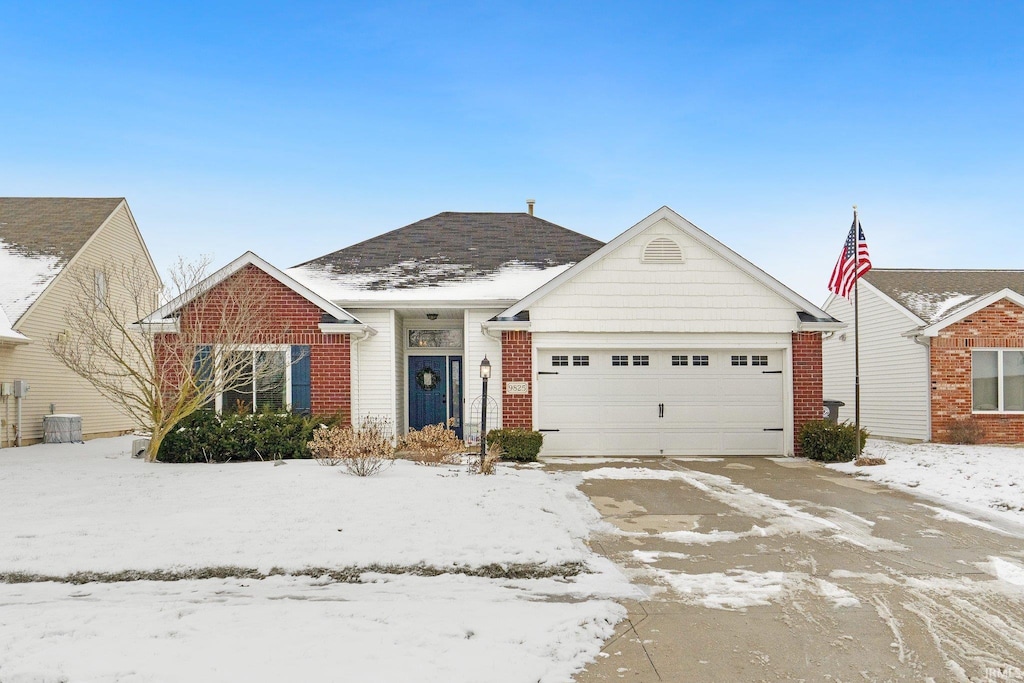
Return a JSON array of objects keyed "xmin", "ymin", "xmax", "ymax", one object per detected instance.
[
  {"xmin": 193, "ymin": 345, "xmax": 214, "ymax": 410},
  {"xmin": 291, "ymin": 345, "xmax": 312, "ymax": 415}
]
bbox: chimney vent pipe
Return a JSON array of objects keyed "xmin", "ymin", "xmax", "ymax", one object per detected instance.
[{"xmin": 526, "ymin": 199, "xmax": 535, "ymax": 216}]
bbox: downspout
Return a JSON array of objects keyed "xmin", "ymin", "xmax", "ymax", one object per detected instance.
[
  {"xmin": 910, "ymin": 333, "xmax": 933, "ymax": 441},
  {"xmin": 348, "ymin": 328, "xmax": 373, "ymax": 426}
]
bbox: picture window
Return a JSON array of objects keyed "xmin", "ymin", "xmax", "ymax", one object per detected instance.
[{"xmin": 973, "ymin": 349, "xmax": 1024, "ymax": 412}]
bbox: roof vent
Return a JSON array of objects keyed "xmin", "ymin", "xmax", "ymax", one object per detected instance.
[{"xmin": 642, "ymin": 237, "xmax": 683, "ymax": 264}]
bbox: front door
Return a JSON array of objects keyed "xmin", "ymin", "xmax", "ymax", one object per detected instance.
[{"xmin": 409, "ymin": 356, "xmax": 448, "ymax": 432}]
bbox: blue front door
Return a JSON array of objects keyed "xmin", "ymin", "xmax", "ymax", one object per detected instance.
[{"xmin": 409, "ymin": 356, "xmax": 448, "ymax": 432}]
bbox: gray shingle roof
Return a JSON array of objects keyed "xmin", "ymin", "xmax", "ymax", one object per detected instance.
[
  {"xmin": 865, "ymin": 269, "xmax": 1024, "ymax": 324},
  {"xmin": 293, "ymin": 212, "xmax": 604, "ymax": 290},
  {"xmin": 0, "ymin": 197, "xmax": 123, "ymax": 261}
]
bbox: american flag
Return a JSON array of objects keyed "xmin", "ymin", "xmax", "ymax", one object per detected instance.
[{"xmin": 828, "ymin": 216, "xmax": 871, "ymax": 298}]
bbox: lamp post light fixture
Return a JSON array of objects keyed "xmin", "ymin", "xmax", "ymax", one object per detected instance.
[{"xmin": 479, "ymin": 356, "xmax": 491, "ymax": 467}]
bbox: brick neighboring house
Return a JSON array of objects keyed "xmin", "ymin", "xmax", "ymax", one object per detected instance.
[
  {"xmin": 145, "ymin": 206, "xmax": 839, "ymax": 456},
  {"xmin": 822, "ymin": 269, "xmax": 1024, "ymax": 444}
]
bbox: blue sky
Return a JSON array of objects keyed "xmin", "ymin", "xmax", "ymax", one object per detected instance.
[{"xmin": 2, "ymin": 1, "xmax": 1021, "ymax": 303}]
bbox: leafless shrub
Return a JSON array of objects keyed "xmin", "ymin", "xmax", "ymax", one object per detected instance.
[
  {"xmin": 468, "ymin": 442, "xmax": 501, "ymax": 476},
  {"xmin": 398, "ymin": 422, "xmax": 464, "ymax": 466},
  {"xmin": 308, "ymin": 416, "xmax": 395, "ymax": 476},
  {"xmin": 946, "ymin": 417, "xmax": 984, "ymax": 445}
]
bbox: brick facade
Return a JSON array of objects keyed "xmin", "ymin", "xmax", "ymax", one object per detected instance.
[
  {"xmin": 792, "ymin": 331, "xmax": 823, "ymax": 456},
  {"xmin": 500, "ymin": 330, "xmax": 533, "ymax": 429},
  {"xmin": 156, "ymin": 265, "xmax": 351, "ymax": 419},
  {"xmin": 930, "ymin": 299, "xmax": 1024, "ymax": 443}
]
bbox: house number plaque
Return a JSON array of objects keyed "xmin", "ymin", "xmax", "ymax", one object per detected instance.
[{"xmin": 505, "ymin": 381, "xmax": 529, "ymax": 395}]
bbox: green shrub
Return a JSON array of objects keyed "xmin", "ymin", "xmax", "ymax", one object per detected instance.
[
  {"xmin": 799, "ymin": 420, "xmax": 868, "ymax": 462},
  {"xmin": 157, "ymin": 409, "xmax": 346, "ymax": 463},
  {"xmin": 486, "ymin": 429, "xmax": 543, "ymax": 462}
]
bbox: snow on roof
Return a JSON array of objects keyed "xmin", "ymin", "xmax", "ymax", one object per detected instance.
[
  {"xmin": 896, "ymin": 290, "xmax": 980, "ymax": 325},
  {"xmin": 287, "ymin": 260, "xmax": 574, "ymax": 303},
  {"xmin": 0, "ymin": 304, "xmax": 29, "ymax": 342},
  {"xmin": 0, "ymin": 237, "xmax": 64, "ymax": 324}
]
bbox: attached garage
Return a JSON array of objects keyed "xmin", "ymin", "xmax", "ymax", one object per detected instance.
[
  {"xmin": 535, "ymin": 348, "xmax": 786, "ymax": 456},
  {"xmin": 488, "ymin": 207, "xmax": 841, "ymax": 457}
]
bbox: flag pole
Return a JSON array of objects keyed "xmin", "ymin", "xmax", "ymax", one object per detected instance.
[{"xmin": 853, "ymin": 205, "xmax": 862, "ymax": 460}]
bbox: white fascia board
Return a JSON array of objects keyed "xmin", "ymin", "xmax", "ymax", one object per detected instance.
[
  {"xmin": 480, "ymin": 320, "xmax": 531, "ymax": 332},
  {"xmin": 319, "ymin": 322, "xmax": 377, "ymax": 338},
  {"xmin": 132, "ymin": 318, "xmax": 180, "ymax": 334},
  {"xmin": 142, "ymin": 251, "xmax": 363, "ymax": 325},
  {"xmin": 332, "ymin": 299, "xmax": 518, "ymax": 309},
  {"xmin": 500, "ymin": 206, "xmax": 834, "ymax": 320},
  {"xmin": 0, "ymin": 330, "xmax": 31, "ymax": 344},
  {"xmin": 798, "ymin": 320, "xmax": 846, "ymax": 332},
  {"xmin": 917, "ymin": 288, "xmax": 1024, "ymax": 337}
]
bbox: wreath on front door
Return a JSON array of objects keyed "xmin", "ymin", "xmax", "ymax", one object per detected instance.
[{"xmin": 416, "ymin": 367, "xmax": 441, "ymax": 391}]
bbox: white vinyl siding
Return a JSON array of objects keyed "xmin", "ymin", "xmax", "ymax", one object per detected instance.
[
  {"xmin": 393, "ymin": 310, "xmax": 405, "ymax": 434},
  {"xmin": 348, "ymin": 309, "xmax": 396, "ymax": 431},
  {"xmin": 465, "ymin": 308, "xmax": 503, "ymax": 432},
  {"xmin": 822, "ymin": 286, "xmax": 930, "ymax": 441},
  {"xmin": 528, "ymin": 219, "xmax": 800, "ymax": 334},
  {"xmin": 1, "ymin": 203, "xmax": 159, "ymax": 446}
]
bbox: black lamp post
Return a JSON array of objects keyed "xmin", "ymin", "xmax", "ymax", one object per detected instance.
[{"xmin": 479, "ymin": 355, "xmax": 491, "ymax": 467}]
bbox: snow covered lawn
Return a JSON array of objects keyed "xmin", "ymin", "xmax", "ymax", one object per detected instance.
[
  {"xmin": 829, "ymin": 439, "xmax": 1024, "ymax": 529},
  {"xmin": 0, "ymin": 436, "xmax": 634, "ymax": 682}
]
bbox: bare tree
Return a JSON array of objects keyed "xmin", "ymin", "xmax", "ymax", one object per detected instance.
[{"xmin": 51, "ymin": 256, "xmax": 290, "ymax": 461}]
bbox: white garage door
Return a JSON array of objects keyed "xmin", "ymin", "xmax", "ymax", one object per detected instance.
[{"xmin": 536, "ymin": 349, "xmax": 785, "ymax": 456}]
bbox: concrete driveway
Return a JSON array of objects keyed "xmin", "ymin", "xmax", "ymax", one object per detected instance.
[{"xmin": 547, "ymin": 457, "xmax": 1024, "ymax": 682}]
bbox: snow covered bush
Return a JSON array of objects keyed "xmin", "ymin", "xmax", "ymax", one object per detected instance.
[
  {"xmin": 307, "ymin": 416, "xmax": 395, "ymax": 476},
  {"xmin": 799, "ymin": 420, "xmax": 868, "ymax": 462},
  {"xmin": 398, "ymin": 422, "xmax": 464, "ymax": 466},
  {"xmin": 486, "ymin": 429, "xmax": 543, "ymax": 462}
]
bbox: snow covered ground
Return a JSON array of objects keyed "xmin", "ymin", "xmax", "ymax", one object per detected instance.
[
  {"xmin": 0, "ymin": 436, "xmax": 636, "ymax": 682},
  {"xmin": 829, "ymin": 439, "xmax": 1024, "ymax": 529}
]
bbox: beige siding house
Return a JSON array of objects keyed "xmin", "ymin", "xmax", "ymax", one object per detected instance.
[{"xmin": 0, "ymin": 198, "xmax": 160, "ymax": 447}]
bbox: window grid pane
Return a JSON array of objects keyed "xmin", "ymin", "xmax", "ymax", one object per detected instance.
[
  {"xmin": 972, "ymin": 350, "xmax": 999, "ymax": 411},
  {"xmin": 552, "ymin": 355, "xmax": 568, "ymax": 367},
  {"xmin": 731, "ymin": 355, "xmax": 748, "ymax": 366},
  {"xmin": 672, "ymin": 355, "xmax": 688, "ymax": 366},
  {"xmin": 1003, "ymin": 350, "xmax": 1024, "ymax": 411},
  {"xmin": 632, "ymin": 355, "xmax": 650, "ymax": 366},
  {"xmin": 752, "ymin": 355, "xmax": 768, "ymax": 366},
  {"xmin": 572, "ymin": 355, "xmax": 589, "ymax": 367},
  {"xmin": 693, "ymin": 355, "xmax": 709, "ymax": 366},
  {"xmin": 612, "ymin": 355, "xmax": 628, "ymax": 367}
]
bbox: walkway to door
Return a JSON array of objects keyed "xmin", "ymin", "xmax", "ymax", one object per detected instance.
[{"xmin": 545, "ymin": 457, "xmax": 1024, "ymax": 682}]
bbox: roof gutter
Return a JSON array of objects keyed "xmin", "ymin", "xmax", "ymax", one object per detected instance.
[{"xmin": 480, "ymin": 319, "xmax": 530, "ymax": 342}]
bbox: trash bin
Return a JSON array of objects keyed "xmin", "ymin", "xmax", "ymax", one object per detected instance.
[{"xmin": 823, "ymin": 400, "xmax": 845, "ymax": 423}]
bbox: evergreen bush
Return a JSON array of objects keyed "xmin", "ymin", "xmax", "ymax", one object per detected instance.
[
  {"xmin": 486, "ymin": 429, "xmax": 543, "ymax": 462},
  {"xmin": 157, "ymin": 409, "xmax": 346, "ymax": 463},
  {"xmin": 798, "ymin": 420, "xmax": 868, "ymax": 463}
]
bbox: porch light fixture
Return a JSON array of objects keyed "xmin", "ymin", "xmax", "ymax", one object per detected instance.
[{"xmin": 479, "ymin": 356, "xmax": 491, "ymax": 467}]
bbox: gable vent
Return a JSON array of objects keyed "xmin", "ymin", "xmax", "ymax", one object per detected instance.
[{"xmin": 642, "ymin": 237, "xmax": 683, "ymax": 264}]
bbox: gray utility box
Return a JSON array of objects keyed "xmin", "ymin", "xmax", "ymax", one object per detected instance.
[{"xmin": 43, "ymin": 414, "xmax": 83, "ymax": 443}]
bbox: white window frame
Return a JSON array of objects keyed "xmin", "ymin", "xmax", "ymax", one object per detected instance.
[
  {"xmin": 213, "ymin": 344, "xmax": 292, "ymax": 414},
  {"xmin": 971, "ymin": 348, "xmax": 1024, "ymax": 414}
]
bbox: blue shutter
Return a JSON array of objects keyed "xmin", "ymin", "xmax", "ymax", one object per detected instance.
[
  {"xmin": 193, "ymin": 345, "xmax": 214, "ymax": 410},
  {"xmin": 291, "ymin": 345, "xmax": 312, "ymax": 415}
]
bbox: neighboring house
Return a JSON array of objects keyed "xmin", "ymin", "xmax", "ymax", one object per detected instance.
[
  {"xmin": 0, "ymin": 198, "xmax": 160, "ymax": 447},
  {"xmin": 145, "ymin": 206, "xmax": 839, "ymax": 456},
  {"xmin": 822, "ymin": 269, "xmax": 1024, "ymax": 444}
]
